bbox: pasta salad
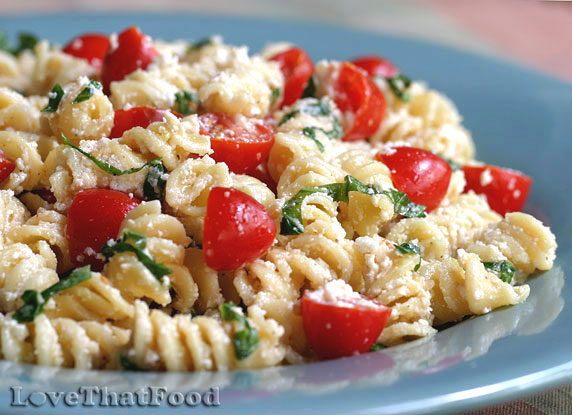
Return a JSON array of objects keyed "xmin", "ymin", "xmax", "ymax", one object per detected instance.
[{"xmin": 0, "ymin": 27, "xmax": 557, "ymax": 371}]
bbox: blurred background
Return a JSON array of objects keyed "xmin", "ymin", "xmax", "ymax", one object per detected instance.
[{"xmin": 0, "ymin": 0, "xmax": 571, "ymax": 82}]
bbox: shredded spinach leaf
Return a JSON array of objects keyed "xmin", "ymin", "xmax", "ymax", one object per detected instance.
[
  {"xmin": 280, "ymin": 175, "xmax": 426, "ymax": 235},
  {"xmin": 483, "ymin": 260, "xmax": 517, "ymax": 283},
  {"xmin": 394, "ymin": 242, "xmax": 422, "ymax": 271},
  {"xmin": 219, "ymin": 303, "xmax": 259, "ymax": 360},
  {"xmin": 386, "ymin": 74, "xmax": 412, "ymax": 102},
  {"xmin": 174, "ymin": 90, "xmax": 200, "ymax": 116},
  {"xmin": 120, "ymin": 354, "xmax": 149, "ymax": 372},
  {"xmin": 71, "ymin": 80, "xmax": 102, "ymax": 104},
  {"xmin": 143, "ymin": 159, "xmax": 167, "ymax": 201},
  {"xmin": 301, "ymin": 76, "xmax": 317, "ymax": 98},
  {"xmin": 370, "ymin": 343, "xmax": 385, "ymax": 352},
  {"xmin": 61, "ymin": 134, "xmax": 161, "ymax": 177},
  {"xmin": 12, "ymin": 266, "xmax": 92, "ymax": 322},
  {"xmin": 41, "ymin": 84, "xmax": 65, "ymax": 112},
  {"xmin": 101, "ymin": 229, "xmax": 172, "ymax": 283}
]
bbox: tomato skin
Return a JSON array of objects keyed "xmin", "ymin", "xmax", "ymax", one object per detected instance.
[
  {"xmin": 377, "ymin": 147, "xmax": 452, "ymax": 212},
  {"xmin": 269, "ymin": 47, "xmax": 314, "ymax": 108},
  {"xmin": 62, "ymin": 33, "xmax": 110, "ymax": 71},
  {"xmin": 351, "ymin": 55, "xmax": 399, "ymax": 78},
  {"xmin": 110, "ymin": 106, "xmax": 181, "ymax": 138},
  {"xmin": 301, "ymin": 291, "xmax": 391, "ymax": 359},
  {"xmin": 334, "ymin": 62, "xmax": 386, "ymax": 142},
  {"xmin": 203, "ymin": 187, "xmax": 276, "ymax": 271},
  {"xmin": 199, "ymin": 113, "xmax": 275, "ymax": 175},
  {"xmin": 101, "ymin": 27, "xmax": 158, "ymax": 93},
  {"xmin": 462, "ymin": 165, "xmax": 532, "ymax": 216},
  {"xmin": 67, "ymin": 189, "xmax": 141, "ymax": 271},
  {"xmin": 0, "ymin": 150, "xmax": 16, "ymax": 183},
  {"xmin": 249, "ymin": 161, "xmax": 277, "ymax": 194}
]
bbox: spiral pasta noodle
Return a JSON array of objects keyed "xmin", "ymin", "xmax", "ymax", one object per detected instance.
[{"xmin": 0, "ymin": 314, "xmax": 130, "ymax": 369}]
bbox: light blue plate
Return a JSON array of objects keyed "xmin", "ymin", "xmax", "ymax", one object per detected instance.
[{"xmin": 1, "ymin": 13, "xmax": 571, "ymax": 415}]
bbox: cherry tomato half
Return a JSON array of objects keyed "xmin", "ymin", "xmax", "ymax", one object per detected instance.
[
  {"xmin": 101, "ymin": 26, "xmax": 158, "ymax": 94},
  {"xmin": 67, "ymin": 189, "xmax": 141, "ymax": 271},
  {"xmin": 377, "ymin": 146, "xmax": 452, "ymax": 212},
  {"xmin": 270, "ymin": 47, "xmax": 314, "ymax": 108},
  {"xmin": 62, "ymin": 33, "xmax": 111, "ymax": 71},
  {"xmin": 301, "ymin": 287, "xmax": 391, "ymax": 359},
  {"xmin": 351, "ymin": 55, "xmax": 400, "ymax": 78},
  {"xmin": 199, "ymin": 113, "xmax": 275, "ymax": 175},
  {"xmin": 110, "ymin": 106, "xmax": 182, "ymax": 138},
  {"xmin": 462, "ymin": 165, "xmax": 532, "ymax": 216},
  {"xmin": 333, "ymin": 62, "xmax": 386, "ymax": 142},
  {"xmin": 203, "ymin": 187, "xmax": 276, "ymax": 271},
  {"xmin": 249, "ymin": 160, "xmax": 277, "ymax": 194},
  {"xmin": 0, "ymin": 150, "xmax": 15, "ymax": 184}
]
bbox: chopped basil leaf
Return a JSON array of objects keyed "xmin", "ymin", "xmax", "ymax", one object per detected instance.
[
  {"xmin": 280, "ymin": 175, "xmax": 426, "ymax": 235},
  {"xmin": 219, "ymin": 303, "xmax": 259, "ymax": 360},
  {"xmin": 383, "ymin": 188, "xmax": 426, "ymax": 219},
  {"xmin": 394, "ymin": 242, "xmax": 422, "ymax": 272},
  {"xmin": 143, "ymin": 159, "xmax": 167, "ymax": 201},
  {"xmin": 71, "ymin": 80, "xmax": 102, "ymax": 104},
  {"xmin": 302, "ymin": 127, "xmax": 325, "ymax": 152},
  {"xmin": 12, "ymin": 266, "xmax": 91, "ymax": 322},
  {"xmin": 278, "ymin": 97, "xmax": 333, "ymax": 126},
  {"xmin": 0, "ymin": 32, "xmax": 38, "ymax": 56},
  {"xmin": 188, "ymin": 37, "xmax": 213, "ymax": 52},
  {"xmin": 61, "ymin": 134, "xmax": 161, "ymax": 177},
  {"xmin": 120, "ymin": 354, "xmax": 148, "ymax": 372},
  {"xmin": 13, "ymin": 33, "xmax": 38, "ymax": 55},
  {"xmin": 41, "ymin": 84, "xmax": 64, "ymax": 112},
  {"xmin": 386, "ymin": 74, "xmax": 412, "ymax": 102},
  {"xmin": 443, "ymin": 156, "xmax": 461, "ymax": 172},
  {"xmin": 301, "ymin": 76, "xmax": 317, "ymax": 98},
  {"xmin": 483, "ymin": 260, "xmax": 517, "ymax": 283},
  {"xmin": 271, "ymin": 88, "xmax": 281, "ymax": 106},
  {"xmin": 0, "ymin": 32, "xmax": 10, "ymax": 53},
  {"xmin": 370, "ymin": 343, "xmax": 384, "ymax": 352},
  {"xmin": 174, "ymin": 90, "xmax": 200, "ymax": 116},
  {"xmin": 101, "ymin": 229, "xmax": 172, "ymax": 283}
]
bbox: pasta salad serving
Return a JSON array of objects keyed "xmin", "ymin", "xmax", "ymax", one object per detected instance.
[{"xmin": 0, "ymin": 27, "xmax": 557, "ymax": 371}]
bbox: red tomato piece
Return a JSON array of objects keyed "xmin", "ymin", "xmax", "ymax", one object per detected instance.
[
  {"xmin": 0, "ymin": 150, "xmax": 16, "ymax": 183},
  {"xmin": 67, "ymin": 189, "xmax": 141, "ymax": 271},
  {"xmin": 351, "ymin": 55, "xmax": 400, "ymax": 78},
  {"xmin": 101, "ymin": 26, "xmax": 158, "ymax": 93},
  {"xmin": 62, "ymin": 33, "xmax": 110, "ymax": 71},
  {"xmin": 269, "ymin": 47, "xmax": 314, "ymax": 108},
  {"xmin": 110, "ymin": 106, "xmax": 182, "ymax": 138},
  {"xmin": 462, "ymin": 165, "xmax": 532, "ymax": 216},
  {"xmin": 377, "ymin": 146, "xmax": 452, "ymax": 212},
  {"xmin": 199, "ymin": 113, "xmax": 275, "ymax": 174},
  {"xmin": 334, "ymin": 62, "xmax": 386, "ymax": 142},
  {"xmin": 301, "ymin": 286, "xmax": 392, "ymax": 359},
  {"xmin": 203, "ymin": 187, "xmax": 276, "ymax": 271}
]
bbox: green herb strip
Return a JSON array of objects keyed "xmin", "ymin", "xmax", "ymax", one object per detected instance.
[
  {"xmin": 370, "ymin": 343, "xmax": 384, "ymax": 352},
  {"xmin": 61, "ymin": 134, "xmax": 161, "ymax": 177},
  {"xmin": 71, "ymin": 80, "xmax": 103, "ymax": 104},
  {"xmin": 0, "ymin": 31, "xmax": 38, "ymax": 56},
  {"xmin": 394, "ymin": 242, "xmax": 422, "ymax": 272},
  {"xmin": 278, "ymin": 98, "xmax": 333, "ymax": 126},
  {"xmin": 143, "ymin": 160, "xmax": 167, "ymax": 201},
  {"xmin": 41, "ymin": 84, "xmax": 65, "ymax": 112},
  {"xmin": 483, "ymin": 260, "xmax": 517, "ymax": 283},
  {"xmin": 280, "ymin": 175, "xmax": 426, "ymax": 235},
  {"xmin": 12, "ymin": 266, "xmax": 92, "ymax": 322},
  {"xmin": 120, "ymin": 354, "xmax": 149, "ymax": 372},
  {"xmin": 386, "ymin": 74, "xmax": 412, "ymax": 102},
  {"xmin": 301, "ymin": 76, "xmax": 317, "ymax": 99},
  {"xmin": 219, "ymin": 303, "xmax": 259, "ymax": 360},
  {"xmin": 174, "ymin": 91, "xmax": 200, "ymax": 116},
  {"xmin": 271, "ymin": 87, "xmax": 281, "ymax": 106},
  {"xmin": 188, "ymin": 37, "xmax": 213, "ymax": 52},
  {"xmin": 101, "ymin": 229, "xmax": 172, "ymax": 283}
]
